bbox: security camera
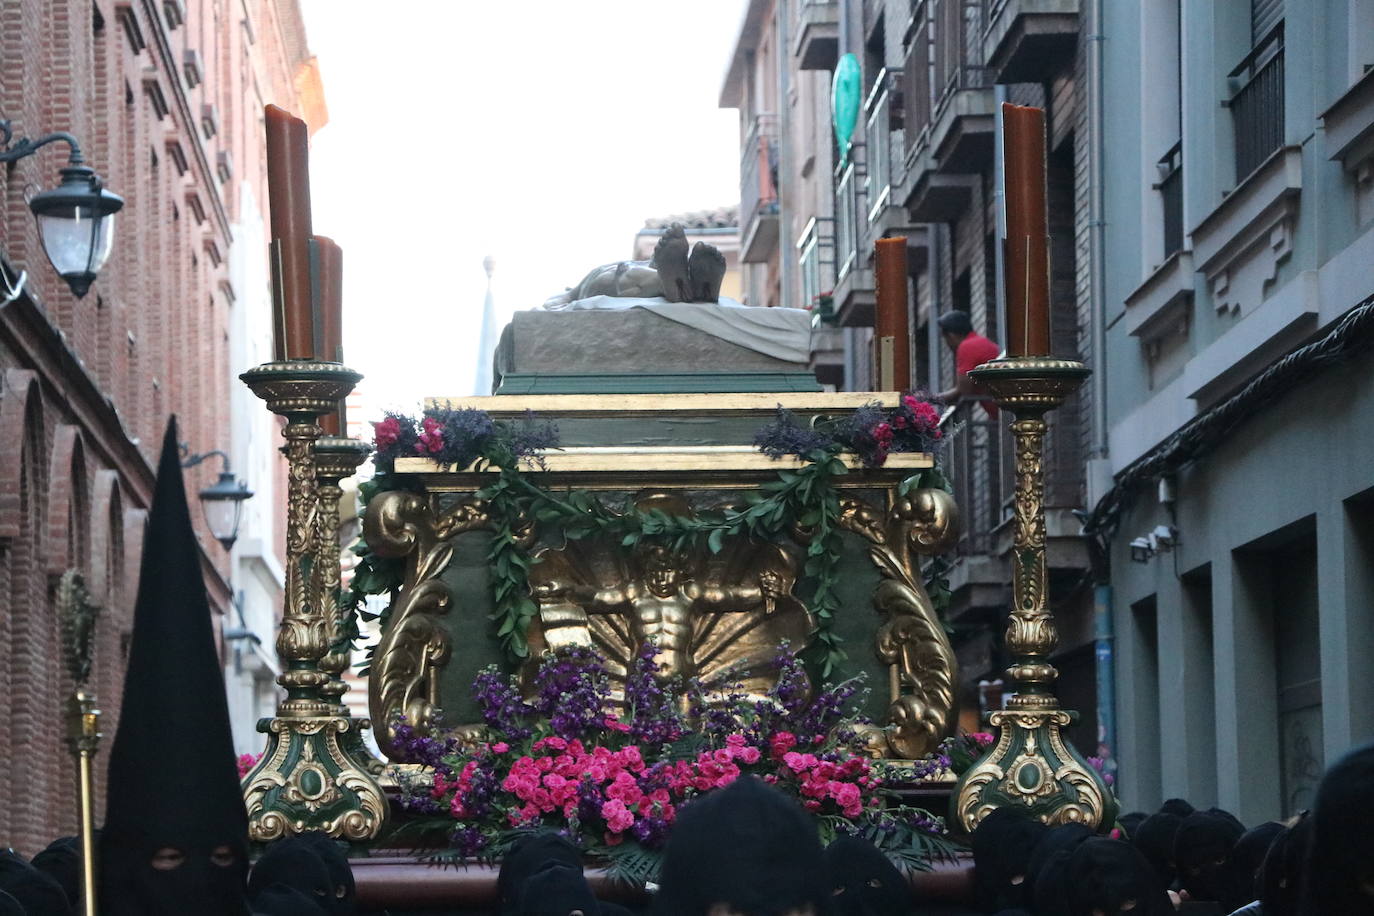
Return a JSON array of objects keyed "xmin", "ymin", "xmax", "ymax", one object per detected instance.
[
  {"xmin": 1151, "ymin": 525, "xmax": 1179, "ymax": 549},
  {"xmin": 1129, "ymin": 536, "xmax": 1153, "ymax": 563}
]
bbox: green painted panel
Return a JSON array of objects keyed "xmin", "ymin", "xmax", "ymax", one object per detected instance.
[{"xmin": 493, "ymin": 372, "xmax": 823, "ymax": 395}]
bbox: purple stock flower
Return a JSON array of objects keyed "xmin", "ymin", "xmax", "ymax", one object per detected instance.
[
  {"xmin": 625, "ymin": 642, "xmax": 685, "ymax": 745},
  {"xmin": 754, "ymin": 406, "xmax": 836, "ymax": 460},
  {"xmin": 391, "ymin": 716, "xmax": 457, "ymax": 773},
  {"xmin": 472, "ymin": 666, "xmax": 534, "ymax": 740},
  {"xmin": 531, "ymin": 646, "xmax": 610, "ymax": 739}
]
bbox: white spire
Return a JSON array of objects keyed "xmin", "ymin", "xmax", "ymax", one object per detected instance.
[{"xmin": 473, "ymin": 256, "xmax": 499, "ymax": 395}]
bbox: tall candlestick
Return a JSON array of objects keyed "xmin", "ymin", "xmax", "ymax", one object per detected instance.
[
  {"xmin": 874, "ymin": 237, "xmax": 911, "ymax": 391},
  {"xmin": 1001, "ymin": 103, "xmax": 1051, "ymax": 357},
  {"xmin": 265, "ymin": 105, "xmax": 314, "ymax": 361},
  {"xmin": 315, "ymin": 236, "xmax": 344, "ymax": 435}
]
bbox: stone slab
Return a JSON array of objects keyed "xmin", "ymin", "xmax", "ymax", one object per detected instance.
[{"xmin": 494, "ymin": 308, "xmax": 809, "ymax": 384}]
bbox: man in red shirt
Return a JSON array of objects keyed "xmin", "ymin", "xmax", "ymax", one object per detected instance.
[{"xmin": 932, "ymin": 310, "xmax": 1002, "ymax": 416}]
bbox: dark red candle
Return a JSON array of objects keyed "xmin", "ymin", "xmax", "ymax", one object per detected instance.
[
  {"xmin": 265, "ymin": 105, "xmax": 314, "ymax": 360},
  {"xmin": 1001, "ymin": 103, "xmax": 1052, "ymax": 357},
  {"xmin": 314, "ymin": 236, "xmax": 344, "ymax": 436},
  {"xmin": 874, "ymin": 237, "xmax": 911, "ymax": 391}
]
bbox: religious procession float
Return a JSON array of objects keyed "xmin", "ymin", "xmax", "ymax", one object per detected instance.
[{"xmin": 74, "ymin": 100, "xmax": 1118, "ymax": 912}]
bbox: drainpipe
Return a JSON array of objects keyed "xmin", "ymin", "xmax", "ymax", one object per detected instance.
[
  {"xmin": 1094, "ymin": 583, "xmax": 1118, "ymax": 789},
  {"xmin": 1088, "ymin": 0, "xmax": 1108, "ymax": 458},
  {"xmin": 777, "ymin": 0, "xmax": 795, "ymax": 308},
  {"xmin": 927, "ymin": 226, "xmax": 942, "ymax": 390}
]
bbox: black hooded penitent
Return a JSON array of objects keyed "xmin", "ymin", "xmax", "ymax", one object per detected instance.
[
  {"xmin": 654, "ymin": 776, "xmax": 828, "ymax": 916},
  {"xmin": 0, "ymin": 849, "xmax": 73, "ymax": 914},
  {"xmin": 1027, "ymin": 824, "xmax": 1095, "ymax": 916},
  {"xmin": 1130, "ymin": 812, "xmax": 1182, "ymax": 890},
  {"xmin": 98, "ymin": 420, "xmax": 250, "ymax": 916},
  {"xmin": 1172, "ymin": 811, "xmax": 1244, "ymax": 903},
  {"xmin": 1063, "ymin": 838, "xmax": 1174, "ymax": 916},
  {"xmin": 971, "ymin": 807, "xmax": 1049, "ymax": 913},
  {"xmin": 497, "ymin": 832, "xmax": 584, "ymax": 916},
  {"xmin": 1298, "ymin": 742, "xmax": 1374, "ymax": 916},
  {"xmin": 824, "ymin": 835, "xmax": 910, "ymax": 916},
  {"xmin": 31, "ymin": 835, "xmax": 82, "ymax": 909},
  {"xmin": 248, "ymin": 840, "xmax": 333, "ymax": 911}
]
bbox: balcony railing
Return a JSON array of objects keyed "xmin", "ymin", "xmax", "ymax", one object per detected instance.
[
  {"xmin": 741, "ymin": 113, "xmax": 780, "ymax": 262},
  {"xmin": 940, "ymin": 402, "xmax": 1009, "ymax": 557},
  {"xmin": 798, "ymin": 217, "xmax": 836, "ymax": 318},
  {"xmin": 1228, "ymin": 22, "xmax": 1285, "ymax": 182},
  {"xmin": 835, "ymin": 161, "xmax": 866, "ymax": 280},
  {"xmin": 904, "ymin": 0, "xmax": 989, "ymax": 162},
  {"xmin": 1156, "ymin": 141, "xmax": 1184, "ymax": 258},
  {"xmin": 864, "ymin": 69, "xmax": 905, "ymax": 223}
]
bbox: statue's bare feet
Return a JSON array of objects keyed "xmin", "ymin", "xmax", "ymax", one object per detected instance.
[
  {"xmin": 687, "ymin": 242, "xmax": 726, "ymax": 303},
  {"xmin": 652, "ymin": 223, "xmax": 691, "ymax": 302}
]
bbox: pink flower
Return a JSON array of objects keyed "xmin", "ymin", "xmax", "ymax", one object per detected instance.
[
  {"xmin": 372, "ymin": 416, "xmax": 403, "ymax": 453},
  {"xmin": 725, "ymin": 734, "xmax": 747, "ymax": 748},
  {"xmin": 970, "ymin": 732, "xmax": 995, "ymax": 748},
  {"xmin": 236, "ymin": 752, "xmax": 262, "ymax": 780},
  {"xmin": 873, "ymin": 422, "xmax": 894, "ymax": 447},
  {"xmin": 490, "ymin": 742, "xmax": 509, "ymax": 754},
  {"xmin": 738, "ymin": 747, "xmax": 761, "ymax": 764},
  {"xmin": 832, "ymin": 782, "xmax": 862, "ymax": 812},
  {"xmin": 603, "ymin": 716, "xmax": 632, "ymax": 733},
  {"xmin": 601, "ymin": 798, "xmax": 635, "ymax": 833},
  {"xmin": 535, "ymin": 736, "xmax": 568, "ymax": 752},
  {"xmin": 417, "ymin": 416, "xmax": 444, "ymax": 454},
  {"xmin": 770, "ymin": 732, "xmax": 797, "ymax": 759}
]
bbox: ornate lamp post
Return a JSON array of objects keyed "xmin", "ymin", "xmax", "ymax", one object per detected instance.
[{"xmin": 0, "ymin": 120, "xmax": 124, "ymax": 298}]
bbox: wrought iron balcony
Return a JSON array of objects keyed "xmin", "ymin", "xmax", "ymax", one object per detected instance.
[
  {"xmin": 1156, "ymin": 141, "xmax": 1184, "ymax": 260},
  {"xmin": 941, "ymin": 403, "xmax": 1009, "ymax": 558},
  {"xmin": 902, "ymin": 0, "xmax": 995, "ymax": 219},
  {"xmin": 794, "ymin": 0, "xmax": 840, "ymax": 70},
  {"xmin": 1228, "ymin": 23, "xmax": 1285, "ymax": 184},
  {"xmin": 740, "ymin": 113, "xmax": 780, "ymax": 263},
  {"xmin": 982, "ymin": 0, "xmax": 1079, "ymax": 84}
]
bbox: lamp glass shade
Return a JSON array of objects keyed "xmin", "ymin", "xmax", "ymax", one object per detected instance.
[
  {"xmin": 37, "ymin": 208, "xmax": 114, "ymax": 275},
  {"xmin": 28, "ymin": 165, "xmax": 124, "ymax": 298},
  {"xmin": 199, "ymin": 471, "xmax": 252, "ymax": 549}
]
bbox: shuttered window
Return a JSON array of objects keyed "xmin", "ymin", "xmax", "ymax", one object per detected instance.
[{"xmin": 1253, "ymin": 0, "xmax": 1283, "ymax": 46}]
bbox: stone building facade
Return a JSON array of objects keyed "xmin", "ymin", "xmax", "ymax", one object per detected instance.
[
  {"xmin": 1100, "ymin": 0, "xmax": 1374, "ymax": 823},
  {"xmin": 720, "ymin": 0, "xmax": 1103, "ymax": 753},
  {"xmin": 0, "ymin": 0, "xmax": 320, "ymax": 851}
]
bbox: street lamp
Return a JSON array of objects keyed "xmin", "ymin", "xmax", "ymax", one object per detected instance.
[
  {"xmin": 180, "ymin": 448, "xmax": 253, "ymax": 550},
  {"xmin": 0, "ymin": 120, "xmax": 124, "ymax": 298}
]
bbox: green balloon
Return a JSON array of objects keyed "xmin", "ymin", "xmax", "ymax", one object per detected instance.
[{"xmin": 831, "ymin": 53, "xmax": 862, "ymax": 166}]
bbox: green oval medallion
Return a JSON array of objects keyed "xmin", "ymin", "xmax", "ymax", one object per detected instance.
[{"xmin": 300, "ymin": 768, "xmax": 323, "ymax": 797}]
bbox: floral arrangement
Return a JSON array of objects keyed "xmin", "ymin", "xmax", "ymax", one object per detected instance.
[
  {"xmin": 910, "ymin": 731, "xmax": 996, "ymax": 780},
  {"xmin": 754, "ymin": 391, "xmax": 943, "ymax": 469},
  {"xmin": 372, "ymin": 406, "xmax": 559, "ymax": 470},
  {"xmin": 390, "ymin": 644, "xmax": 957, "ymax": 885}
]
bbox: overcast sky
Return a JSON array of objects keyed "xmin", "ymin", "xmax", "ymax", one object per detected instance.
[{"xmin": 299, "ymin": 0, "xmax": 749, "ymax": 416}]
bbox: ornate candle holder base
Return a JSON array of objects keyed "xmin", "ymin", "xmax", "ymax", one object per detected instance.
[
  {"xmin": 240, "ymin": 361, "xmax": 387, "ymax": 842},
  {"xmin": 951, "ymin": 356, "xmax": 1116, "ymax": 833},
  {"xmin": 243, "ymin": 716, "xmax": 387, "ymax": 843},
  {"xmin": 315, "ymin": 436, "xmax": 388, "ymax": 778}
]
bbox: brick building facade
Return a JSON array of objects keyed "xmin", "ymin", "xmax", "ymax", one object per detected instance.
[{"xmin": 0, "ymin": 0, "xmax": 321, "ymax": 852}]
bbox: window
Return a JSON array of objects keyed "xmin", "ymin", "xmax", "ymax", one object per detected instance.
[{"xmin": 1228, "ymin": 16, "xmax": 1284, "ymax": 182}]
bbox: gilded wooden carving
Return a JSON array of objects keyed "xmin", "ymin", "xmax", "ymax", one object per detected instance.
[{"xmin": 362, "ymin": 471, "xmax": 962, "ymax": 760}]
